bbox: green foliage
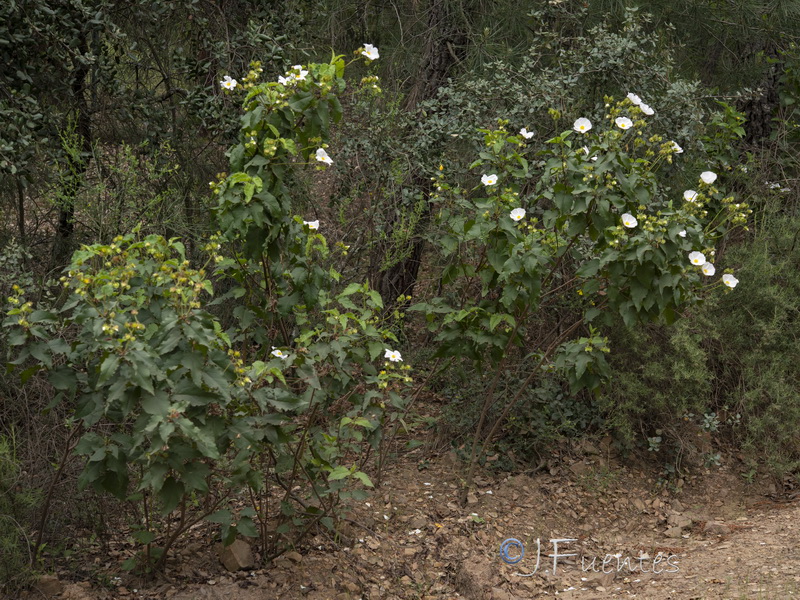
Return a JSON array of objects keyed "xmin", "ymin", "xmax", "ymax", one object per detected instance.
[
  {"xmin": 408, "ymin": 83, "xmax": 748, "ymax": 488},
  {"xmin": 601, "ymin": 210, "xmax": 800, "ymax": 476},
  {"xmin": 48, "ymin": 137, "xmax": 185, "ymax": 244},
  {"xmin": 599, "ymin": 315, "xmax": 714, "ymax": 456},
  {"xmin": 6, "ymin": 233, "xmax": 240, "ymax": 506},
  {"xmin": 204, "ymin": 55, "xmax": 414, "ymax": 551},
  {"xmin": 415, "ymin": 104, "xmax": 745, "ymax": 371},
  {"xmin": 4, "ymin": 53, "xmax": 416, "ymax": 569},
  {"xmin": 0, "ymin": 430, "xmax": 38, "ymax": 593},
  {"xmin": 0, "ymin": 0, "xmax": 107, "ymax": 176},
  {"xmin": 440, "ymin": 369, "xmax": 601, "ymax": 466}
]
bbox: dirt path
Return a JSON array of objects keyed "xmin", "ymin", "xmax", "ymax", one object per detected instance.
[{"xmin": 23, "ymin": 447, "xmax": 800, "ymax": 600}]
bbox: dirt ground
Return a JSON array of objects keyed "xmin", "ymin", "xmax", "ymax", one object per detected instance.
[{"xmin": 19, "ymin": 428, "xmax": 800, "ymax": 600}]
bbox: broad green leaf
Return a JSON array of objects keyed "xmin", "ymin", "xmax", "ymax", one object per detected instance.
[
  {"xmin": 352, "ymin": 471, "xmax": 373, "ymax": 487},
  {"xmin": 327, "ymin": 465, "xmax": 350, "ymax": 481},
  {"xmin": 98, "ymin": 354, "xmax": 120, "ymax": 385}
]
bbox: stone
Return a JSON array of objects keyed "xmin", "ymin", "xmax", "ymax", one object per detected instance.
[
  {"xmin": 570, "ymin": 461, "xmax": 591, "ymax": 476},
  {"xmin": 664, "ymin": 526, "xmax": 683, "ymax": 538},
  {"xmin": 61, "ymin": 583, "xmax": 95, "ymax": 600},
  {"xmin": 34, "ymin": 575, "xmax": 64, "ymax": 597},
  {"xmin": 217, "ymin": 539, "xmax": 254, "ymax": 571},
  {"xmin": 409, "ymin": 515, "xmax": 428, "ymax": 529},
  {"xmin": 284, "ymin": 551, "xmax": 303, "ymax": 563},
  {"xmin": 581, "ymin": 571, "xmax": 616, "ymax": 588},
  {"xmin": 703, "ymin": 521, "xmax": 732, "ymax": 536},
  {"xmin": 342, "ymin": 581, "xmax": 360, "ymax": 593},
  {"xmin": 490, "ymin": 587, "xmax": 517, "ymax": 600},
  {"xmin": 667, "ymin": 513, "xmax": 693, "ymax": 529},
  {"xmin": 455, "ymin": 556, "xmax": 500, "ymax": 599}
]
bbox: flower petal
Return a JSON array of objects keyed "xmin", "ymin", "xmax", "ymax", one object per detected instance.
[{"xmin": 573, "ymin": 118, "xmax": 592, "ymax": 133}]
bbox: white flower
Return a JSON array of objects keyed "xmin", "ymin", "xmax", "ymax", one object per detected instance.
[
  {"xmin": 678, "ymin": 230, "xmax": 687, "ymax": 238},
  {"xmin": 615, "ymin": 117, "xmax": 633, "ymax": 130},
  {"xmin": 700, "ymin": 171, "xmax": 717, "ymax": 184},
  {"xmin": 621, "ymin": 213, "xmax": 638, "ymax": 228},
  {"xmin": 573, "ymin": 117, "xmax": 592, "ymax": 133},
  {"xmin": 520, "ymin": 127, "xmax": 534, "ymax": 139},
  {"xmin": 722, "ymin": 274, "xmax": 739, "ymax": 288},
  {"xmin": 271, "ymin": 347, "xmax": 287, "ymax": 359},
  {"xmin": 291, "ymin": 65, "xmax": 309, "ymax": 81},
  {"xmin": 684, "ymin": 189, "xmax": 698, "ymax": 202},
  {"xmin": 768, "ymin": 182, "xmax": 781, "ymax": 189},
  {"xmin": 384, "ymin": 348, "xmax": 402, "ymax": 362},
  {"xmin": 279, "ymin": 66, "xmax": 308, "ymax": 85},
  {"xmin": 701, "ymin": 262, "xmax": 716, "ymax": 276},
  {"xmin": 583, "ymin": 146, "xmax": 598, "ymax": 161},
  {"xmin": 509, "ymin": 208, "xmax": 526, "ymax": 221},
  {"xmin": 362, "ymin": 44, "xmax": 380, "ymax": 61},
  {"xmin": 481, "ymin": 173, "xmax": 498, "ymax": 186},
  {"xmin": 220, "ymin": 75, "xmax": 238, "ymax": 90},
  {"xmin": 688, "ymin": 251, "xmax": 706, "ymax": 266},
  {"xmin": 639, "ymin": 103, "xmax": 654, "ymax": 116},
  {"xmin": 627, "ymin": 93, "xmax": 642, "ymax": 105},
  {"xmin": 315, "ymin": 148, "xmax": 333, "ymax": 165},
  {"xmin": 670, "ymin": 141, "xmax": 683, "ymax": 154},
  {"xmin": 303, "ymin": 220, "xmax": 319, "ymax": 230},
  {"xmin": 408, "ymin": 529, "xmax": 422, "ymax": 535}
]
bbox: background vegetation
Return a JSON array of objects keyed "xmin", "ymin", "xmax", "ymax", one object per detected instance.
[{"xmin": 2, "ymin": 0, "xmax": 800, "ymax": 593}]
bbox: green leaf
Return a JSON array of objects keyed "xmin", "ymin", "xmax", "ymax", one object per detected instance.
[
  {"xmin": 29, "ymin": 310, "xmax": 57, "ymax": 323},
  {"xmin": 28, "ymin": 342, "xmax": 51, "ymax": 367},
  {"xmin": 584, "ymin": 307, "xmax": 603, "ymax": 322},
  {"xmin": 8, "ymin": 330, "xmax": 27, "ymax": 346},
  {"xmin": 20, "ymin": 365, "xmax": 41, "ymax": 383},
  {"xmin": 98, "ymin": 354, "xmax": 120, "ymax": 385},
  {"xmin": 576, "ymin": 258, "xmax": 600, "ymax": 278},
  {"xmin": 352, "ymin": 471, "xmax": 374, "ymax": 487},
  {"xmin": 366, "ymin": 290, "xmax": 383, "ymax": 309},
  {"xmin": 328, "ymin": 465, "xmax": 350, "ymax": 481},
  {"xmin": 132, "ymin": 530, "xmax": 156, "ymax": 545},
  {"xmin": 630, "ymin": 281, "xmax": 648, "ymax": 311},
  {"xmin": 236, "ymin": 516, "xmax": 259, "ymax": 538},
  {"xmin": 367, "ymin": 341, "xmax": 383, "ymax": 361},
  {"xmin": 574, "ymin": 352, "xmax": 592, "ymax": 378},
  {"xmin": 158, "ymin": 477, "xmax": 184, "ymax": 514},
  {"xmin": 206, "ymin": 509, "xmax": 232, "ymax": 525},
  {"xmin": 340, "ymin": 283, "xmax": 362, "ymax": 297},
  {"xmin": 141, "ymin": 392, "xmax": 170, "ymax": 416}
]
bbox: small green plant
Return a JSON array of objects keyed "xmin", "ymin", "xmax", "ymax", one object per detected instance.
[
  {"xmin": 647, "ymin": 435, "xmax": 663, "ymax": 453},
  {"xmin": 704, "ymin": 451, "xmax": 722, "ymax": 468}
]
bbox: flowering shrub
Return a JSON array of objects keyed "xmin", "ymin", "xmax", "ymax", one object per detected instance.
[
  {"xmin": 197, "ymin": 51, "xmax": 416, "ymax": 554},
  {"xmin": 5, "ymin": 49, "xmax": 415, "ymax": 568},
  {"xmin": 412, "ymin": 96, "xmax": 750, "ymax": 491}
]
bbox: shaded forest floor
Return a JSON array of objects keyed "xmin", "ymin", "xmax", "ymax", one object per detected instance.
[{"xmin": 18, "ymin": 407, "xmax": 800, "ymax": 600}]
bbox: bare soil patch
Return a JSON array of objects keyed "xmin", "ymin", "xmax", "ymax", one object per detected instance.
[{"xmin": 18, "ymin": 426, "xmax": 800, "ymax": 600}]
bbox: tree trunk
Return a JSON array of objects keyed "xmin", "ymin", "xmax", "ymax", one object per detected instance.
[
  {"xmin": 51, "ymin": 28, "xmax": 92, "ymax": 268},
  {"xmin": 740, "ymin": 42, "xmax": 781, "ymax": 146},
  {"xmin": 372, "ymin": 0, "xmax": 473, "ymax": 306}
]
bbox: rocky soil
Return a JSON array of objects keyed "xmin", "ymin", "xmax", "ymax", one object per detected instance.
[{"xmin": 17, "ymin": 438, "xmax": 800, "ymax": 600}]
